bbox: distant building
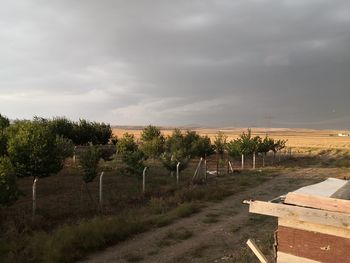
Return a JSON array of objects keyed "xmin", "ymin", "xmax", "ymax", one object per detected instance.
[{"xmin": 338, "ymin": 133, "xmax": 350, "ymax": 137}]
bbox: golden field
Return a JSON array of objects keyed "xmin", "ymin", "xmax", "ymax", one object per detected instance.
[{"xmin": 113, "ymin": 127, "xmax": 350, "ymax": 150}]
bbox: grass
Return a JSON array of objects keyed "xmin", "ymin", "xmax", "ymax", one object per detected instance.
[
  {"xmin": 157, "ymin": 227, "xmax": 193, "ymax": 247},
  {"xmin": 0, "ymin": 160, "xmax": 275, "ymax": 263},
  {"xmin": 189, "ymin": 243, "xmax": 211, "ymax": 258},
  {"xmin": 151, "ymin": 202, "xmax": 201, "ymax": 227},
  {"xmin": 166, "ymin": 227, "xmax": 193, "ymax": 241},
  {"xmin": 124, "ymin": 253, "xmax": 144, "ymax": 262},
  {"xmin": 202, "ymin": 213, "xmax": 220, "ymax": 224}
]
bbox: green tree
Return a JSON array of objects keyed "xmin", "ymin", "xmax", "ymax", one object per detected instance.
[
  {"xmin": 7, "ymin": 120, "xmax": 66, "ymax": 179},
  {"xmin": 49, "ymin": 117, "xmax": 75, "ymax": 142},
  {"xmin": 160, "ymin": 151, "xmax": 189, "ymax": 174},
  {"xmin": 91, "ymin": 122, "xmax": 112, "ymax": 145},
  {"xmin": 213, "ymin": 131, "xmax": 227, "ymax": 158},
  {"xmin": 190, "ymin": 135, "xmax": 214, "ymax": 158},
  {"xmin": 117, "ymin": 133, "xmax": 145, "ymax": 175},
  {"xmin": 0, "ymin": 157, "xmax": 20, "ymax": 206},
  {"xmin": 165, "ymin": 129, "xmax": 185, "ymax": 154},
  {"xmin": 73, "ymin": 119, "xmax": 95, "ymax": 145},
  {"xmin": 0, "ymin": 114, "xmax": 10, "ymax": 130},
  {"xmin": 258, "ymin": 136, "xmax": 275, "ymax": 166},
  {"xmin": 226, "ymin": 140, "xmax": 241, "ymax": 160},
  {"xmin": 0, "ymin": 132, "xmax": 7, "ymax": 157},
  {"xmin": 235, "ymin": 129, "xmax": 261, "ymax": 156},
  {"xmin": 78, "ymin": 146, "xmax": 101, "ymax": 183},
  {"xmin": 141, "ymin": 125, "xmax": 162, "ymax": 141},
  {"xmin": 0, "ymin": 114, "xmax": 10, "ymax": 157},
  {"xmin": 117, "ymin": 133, "xmax": 138, "ymax": 154},
  {"xmin": 140, "ymin": 125, "xmax": 164, "ymax": 159}
]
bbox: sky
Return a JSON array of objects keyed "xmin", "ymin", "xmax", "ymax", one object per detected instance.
[{"xmin": 1, "ymin": 0, "xmax": 350, "ymax": 129}]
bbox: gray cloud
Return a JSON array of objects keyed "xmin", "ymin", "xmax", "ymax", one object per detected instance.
[{"xmin": 1, "ymin": 0, "xmax": 350, "ymax": 128}]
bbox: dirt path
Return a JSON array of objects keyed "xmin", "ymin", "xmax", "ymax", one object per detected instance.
[{"xmin": 81, "ymin": 168, "xmax": 349, "ymax": 263}]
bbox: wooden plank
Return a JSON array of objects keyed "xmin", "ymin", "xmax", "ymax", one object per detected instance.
[
  {"xmin": 331, "ymin": 181, "xmax": 350, "ymax": 200},
  {"xmin": 294, "ymin": 178, "xmax": 347, "ymax": 197},
  {"xmin": 246, "ymin": 239, "xmax": 269, "ymax": 263},
  {"xmin": 277, "ymin": 226, "xmax": 350, "ymax": 263},
  {"xmin": 248, "ymin": 200, "xmax": 350, "ymax": 229},
  {"xmin": 277, "ymin": 252, "xmax": 321, "ymax": 263},
  {"xmin": 284, "ymin": 192, "xmax": 350, "ymax": 214},
  {"xmin": 279, "ymin": 218, "xmax": 350, "ymax": 239}
]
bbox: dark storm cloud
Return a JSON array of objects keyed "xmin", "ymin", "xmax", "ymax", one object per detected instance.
[{"xmin": 1, "ymin": 0, "xmax": 350, "ymax": 128}]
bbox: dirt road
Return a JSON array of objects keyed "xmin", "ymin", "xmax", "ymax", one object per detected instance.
[{"xmin": 81, "ymin": 168, "xmax": 349, "ymax": 263}]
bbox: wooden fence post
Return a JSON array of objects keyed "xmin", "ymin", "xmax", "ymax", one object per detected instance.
[
  {"xmin": 241, "ymin": 154, "xmax": 244, "ymax": 169},
  {"xmin": 193, "ymin": 158, "xmax": 203, "ymax": 180},
  {"xmin": 228, "ymin": 161, "xmax": 234, "ymax": 173},
  {"xmin": 99, "ymin": 171, "xmax": 104, "ymax": 208},
  {"xmin": 142, "ymin": 167, "xmax": 148, "ymax": 194},
  {"xmin": 253, "ymin": 152, "xmax": 256, "ymax": 169},
  {"xmin": 176, "ymin": 162, "xmax": 180, "ymax": 185},
  {"xmin": 32, "ymin": 177, "xmax": 38, "ymax": 217}
]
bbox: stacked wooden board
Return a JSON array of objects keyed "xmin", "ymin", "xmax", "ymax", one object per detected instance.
[{"xmin": 246, "ymin": 178, "xmax": 350, "ymax": 263}]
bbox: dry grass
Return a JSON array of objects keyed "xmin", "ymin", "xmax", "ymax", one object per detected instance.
[{"xmin": 113, "ymin": 127, "xmax": 350, "ymax": 150}]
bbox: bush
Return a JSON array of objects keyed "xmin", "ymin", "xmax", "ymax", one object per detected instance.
[
  {"xmin": 78, "ymin": 146, "xmax": 101, "ymax": 183},
  {"xmin": 7, "ymin": 120, "xmax": 66, "ymax": 179},
  {"xmin": 140, "ymin": 125, "xmax": 164, "ymax": 159},
  {"xmin": 160, "ymin": 151, "xmax": 189, "ymax": 174},
  {"xmin": 117, "ymin": 133, "xmax": 145, "ymax": 175},
  {"xmin": 0, "ymin": 157, "xmax": 19, "ymax": 206}
]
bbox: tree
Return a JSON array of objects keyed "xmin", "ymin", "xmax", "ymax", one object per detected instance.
[
  {"xmin": 191, "ymin": 135, "xmax": 214, "ymax": 158},
  {"xmin": 78, "ymin": 146, "xmax": 101, "ymax": 203},
  {"xmin": 165, "ymin": 129, "xmax": 185, "ymax": 154},
  {"xmin": 6, "ymin": 120, "xmax": 66, "ymax": 179},
  {"xmin": 117, "ymin": 133, "xmax": 145, "ymax": 175},
  {"xmin": 213, "ymin": 131, "xmax": 227, "ymax": 158},
  {"xmin": 0, "ymin": 114, "xmax": 10, "ymax": 157},
  {"xmin": 274, "ymin": 139, "xmax": 287, "ymax": 153},
  {"xmin": 226, "ymin": 140, "xmax": 241, "ymax": 160},
  {"xmin": 160, "ymin": 151, "xmax": 189, "ymax": 174},
  {"xmin": 140, "ymin": 125, "xmax": 164, "ymax": 159},
  {"xmin": 0, "ymin": 132, "xmax": 7, "ymax": 157},
  {"xmin": 235, "ymin": 129, "xmax": 253, "ymax": 156},
  {"xmin": 73, "ymin": 119, "xmax": 95, "ymax": 145},
  {"xmin": 117, "ymin": 133, "xmax": 138, "ymax": 154},
  {"xmin": 0, "ymin": 114, "xmax": 10, "ymax": 130},
  {"xmin": 258, "ymin": 136, "xmax": 275, "ymax": 166},
  {"xmin": 91, "ymin": 122, "xmax": 112, "ymax": 145},
  {"xmin": 0, "ymin": 157, "xmax": 20, "ymax": 206},
  {"xmin": 78, "ymin": 146, "xmax": 101, "ymax": 183},
  {"xmin": 49, "ymin": 117, "xmax": 75, "ymax": 142},
  {"xmin": 272, "ymin": 139, "xmax": 287, "ymax": 161},
  {"xmin": 141, "ymin": 125, "xmax": 162, "ymax": 141}
]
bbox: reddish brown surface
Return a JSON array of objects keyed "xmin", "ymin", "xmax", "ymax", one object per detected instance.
[{"xmin": 277, "ymin": 226, "xmax": 350, "ymax": 263}]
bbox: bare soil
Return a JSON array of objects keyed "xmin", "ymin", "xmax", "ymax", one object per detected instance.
[{"xmin": 81, "ymin": 167, "xmax": 350, "ymax": 263}]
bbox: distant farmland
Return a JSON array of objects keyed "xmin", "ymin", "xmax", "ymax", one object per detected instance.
[{"xmin": 113, "ymin": 127, "xmax": 350, "ymax": 150}]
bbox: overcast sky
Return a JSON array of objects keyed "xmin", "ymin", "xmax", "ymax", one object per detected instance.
[{"xmin": 1, "ymin": 0, "xmax": 350, "ymax": 129}]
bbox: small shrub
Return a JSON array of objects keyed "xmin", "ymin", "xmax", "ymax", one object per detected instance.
[{"xmin": 0, "ymin": 157, "xmax": 20, "ymax": 206}]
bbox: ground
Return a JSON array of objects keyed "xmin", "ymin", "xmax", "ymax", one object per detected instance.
[
  {"xmin": 2, "ymin": 128, "xmax": 350, "ymax": 263},
  {"xmin": 81, "ymin": 167, "xmax": 350, "ymax": 263}
]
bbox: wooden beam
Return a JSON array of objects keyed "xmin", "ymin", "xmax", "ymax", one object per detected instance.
[
  {"xmin": 279, "ymin": 218, "xmax": 350, "ymax": 239},
  {"xmin": 284, "ymin": 192, "xmax": 350, "ymax": 214},
  {"xmin": 331, "ymin": 181, "xmax": 350, "ymax": 200},
  {"xmin": 277, "ymin": 226, "xmax": 350, "ymax": 263},
  {"xmin": 246, "ymin": 239, "xmax": 269, "ymax": 263},
  {"xmin": 248, "ymin": 200, "xmax": 350, "ymax": 229},
  {"xmin": 277, "ymin": 252, "xmax": 321, "ymax": 263}
]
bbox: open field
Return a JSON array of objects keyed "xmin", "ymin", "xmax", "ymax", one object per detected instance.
[
  {"xmin": 2, "ymin": 126, "xmax": 350, "ymax": 263},
  {"xmin": 113, "ymin": 127, "xmax": 350, "ymax": 150},
  {"xmin": 82, "ymin": 166, "xmax": 350, "ymax": 263}
]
